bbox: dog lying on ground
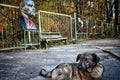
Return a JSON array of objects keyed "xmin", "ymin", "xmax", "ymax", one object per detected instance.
[{"xmin": 40, "ymin": 53, "xmax": 104, "ymax": 80}]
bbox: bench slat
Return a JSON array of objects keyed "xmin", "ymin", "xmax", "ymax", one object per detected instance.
[
  {"xmin": 43, "ymin": 37, "xmax": 68, "ymax": 41},
  {"xmin": 39, "ymin": 32, "xmax": 68, "ymax": 48},
  {"xmin": 40, "ymin": 35, "xmax": 62, "ymax": 39}
]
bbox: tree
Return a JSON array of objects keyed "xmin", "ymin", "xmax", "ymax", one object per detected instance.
[
  {"xmin": 114, "ymin": 0, "xmax": 119, "ymax": 35},
  {"xmin": 114, "ymin": 0, "xmax": 119, "ymax": 25}
]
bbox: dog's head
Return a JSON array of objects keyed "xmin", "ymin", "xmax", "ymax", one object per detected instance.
[{"xmin": 76, "ymin": 53, "xmax": 100, "ymax": 72}]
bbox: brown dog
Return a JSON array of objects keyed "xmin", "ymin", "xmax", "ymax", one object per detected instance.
[{"xmin": 40, "ymin": 53, "xmax": 103, "ymax": 80}]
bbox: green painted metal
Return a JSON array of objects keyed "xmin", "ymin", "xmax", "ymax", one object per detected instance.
[
  {"xmin": 74, "ymin": 12, "xmax": 77, "ymax": 40},
  {"xmin": 24, "ymin": 30, "xmax": 26, "ymax": 51},
  {"xmin": 32, "ymin": 31, "xmax": 34, "ymax": 43},
  {"xmin": 0, "ymin": 4, "xmax": 40, "ymax": 50},
  {"xmin": 18, "ymin": 30, "xmax": 40, "ymax": 51}
]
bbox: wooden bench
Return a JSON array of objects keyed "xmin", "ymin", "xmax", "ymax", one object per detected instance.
[{"xmin": 39, "ymin": 32, "xmax": 68, "ymax": 48}]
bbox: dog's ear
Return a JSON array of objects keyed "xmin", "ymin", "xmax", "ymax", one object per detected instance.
[
  {"xmin": 76, "ymin": 54, "xmax": 81, "ymax": 62},
  {"xmin": 92, "ymin": 53, "xmax": 100, "ymax": 63}
]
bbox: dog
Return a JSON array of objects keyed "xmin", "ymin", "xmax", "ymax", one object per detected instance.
[{"xmin": 40, "ymin": 53, "xmax": 104, "ymax": 80}]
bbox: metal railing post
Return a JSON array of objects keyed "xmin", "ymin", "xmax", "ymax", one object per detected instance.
[{"xmin": 74, "ymin": 12, "xmax": 77, "ymax": 40}]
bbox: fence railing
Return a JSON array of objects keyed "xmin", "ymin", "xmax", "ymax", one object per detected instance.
[
  {"xmin": 38, "ymin": 10, "xmax": 73, "ymax": 39},
  {"xmin": 0, "ymin": 3, "xmax": 119, "ymax": 49},
  {"xmin": 0, "ymin": 4, "xmax": 20, "ymax": 48},
  {"xmin": 74, "ymin": 13, "xmax": 118, "ymax": 39},
  {"xmin": 0, "ymin": 4, "xmax": 73, "ymax": 49}
]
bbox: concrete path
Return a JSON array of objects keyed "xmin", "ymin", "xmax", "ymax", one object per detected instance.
[{"xmin": 0, "ymin": 39, "xmax": 120, "ymax": 80}]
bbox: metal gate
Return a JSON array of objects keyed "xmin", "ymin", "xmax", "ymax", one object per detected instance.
[{"xmin": 38, "ymin": 10, "xmax": 73, "ymax": 39}]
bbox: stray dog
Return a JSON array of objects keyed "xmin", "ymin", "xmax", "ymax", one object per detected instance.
[{"xmin": 40, "ymin": 53, "xmax": 103, "ymax": 80}]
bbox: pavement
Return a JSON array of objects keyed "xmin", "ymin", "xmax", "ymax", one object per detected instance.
[
  {"xmin": 81, "ymin": 39, "xmax": 120, "ymax": 60},
  {"xmin": 0, "ymin": 39, "xmax": 120, "ymax": 80}
]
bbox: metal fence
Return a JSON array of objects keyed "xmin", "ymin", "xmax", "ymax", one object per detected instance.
[
  {"xmin": 0, "ymin": 4, "xmax": 20, "ymax": 48},
  {"xmin": 0, "ymin": 3, "xmax": 119, "ymax": 49},
  {"xmin": 74, "ymin": 13, "xmax": 118, "ymax": 39},
  {"xmin": 0, "ymin": 4, "xmax": 73, "ymax": 49},
  {"xmin": 0, "ymin": 4, "xmax": 40, "ymax": 50},
  {"xmin": 38, "ymin": 10, "xmax": 73, "ymax": 39}
]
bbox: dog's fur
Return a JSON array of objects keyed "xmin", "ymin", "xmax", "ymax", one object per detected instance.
[{"xmin": 40, "ymin": 53, "xmax": 103, "ymax": 80}]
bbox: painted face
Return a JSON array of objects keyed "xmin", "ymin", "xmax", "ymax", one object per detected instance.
[{"xmin": 20, "ymin": 0, "xmax": 35, "ymax": 16}]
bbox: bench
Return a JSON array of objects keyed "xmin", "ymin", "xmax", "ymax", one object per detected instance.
[{"xmin": 39, "ymin": 32, "xmax": 68, "ymax": 48}]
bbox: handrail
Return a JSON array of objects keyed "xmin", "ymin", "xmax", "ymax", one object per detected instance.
[{"xmin": 0, "ymin": 3, "xmax": 19, "ymax": 8}]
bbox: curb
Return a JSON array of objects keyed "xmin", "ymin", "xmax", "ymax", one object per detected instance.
[{"xmin": 97, "ymin": 47, "xmax": 120, "ymax": 61}]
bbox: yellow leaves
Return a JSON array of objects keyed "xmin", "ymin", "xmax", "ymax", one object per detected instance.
[{"xmin": 83, "ymin": 9, "xmax": 89, "ymax": 16}]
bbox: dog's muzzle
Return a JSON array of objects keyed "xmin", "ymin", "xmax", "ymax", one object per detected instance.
[{"xmin": 77, "ymin": 63, "xmax": 92, "ymax": 72}]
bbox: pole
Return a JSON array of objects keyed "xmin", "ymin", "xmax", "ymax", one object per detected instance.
[{"xmin": 74, "ymin": 13, "xmax": 77, "ymax": 40}]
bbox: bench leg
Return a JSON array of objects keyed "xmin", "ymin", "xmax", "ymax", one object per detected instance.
[
  {"xmin": 40, "ymin": 41, "xmax": 48, "ymax": 49},
  {"xmin": 65, "ymin": 39, "xmax": 68, "ymax": 45},
  {"xmin": 45, "ymin": 41, "xmax": 48, "ymax": 49}
]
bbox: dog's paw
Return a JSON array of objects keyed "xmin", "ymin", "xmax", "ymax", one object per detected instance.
[
  {"xmin": 39, "ymin": 69, "xmax": 52, "ymax": 78},
  {"xmin": 39, "ymin": 69, "xmax": 46, "ymax": 76}
]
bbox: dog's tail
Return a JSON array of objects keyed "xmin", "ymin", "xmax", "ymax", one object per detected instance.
[{"xmin": 39, "ymin": 69, "xmax": 52, "ymax": 78}]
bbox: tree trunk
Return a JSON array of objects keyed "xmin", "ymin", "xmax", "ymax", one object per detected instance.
[
  {"xmin": 105, "ymin": 0, "xmax": 111, "ymax": 23},
  {"xmin": 114, "ymin": 0, "xmax": 119, "ymax": 25},
  {"xmin": 114, "ymin": 0, "xmax": 119, "ymax": 35}
]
